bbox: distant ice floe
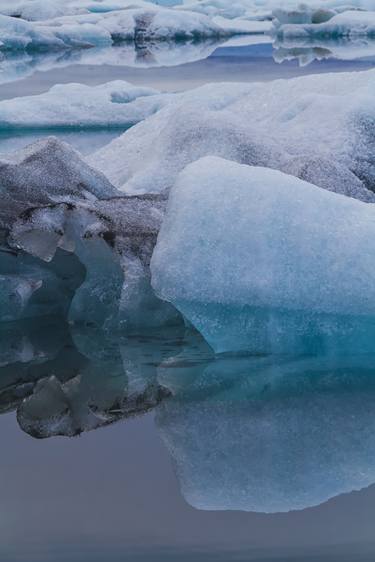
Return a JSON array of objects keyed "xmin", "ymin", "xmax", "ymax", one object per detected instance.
[
  {"xmin": 273, "ymin": 8, "xmax": 375, "ymax": 40},
  {"xmin": 89, "ymin": 68, "xmax": 375, "ymax": 203},
  {"xmin": 0, "ymin": 81, "xmax": 173, "ymax": 129},
  {"xmin": 0, "ymin": 4, "xmax": 257, "ymax": 53}
]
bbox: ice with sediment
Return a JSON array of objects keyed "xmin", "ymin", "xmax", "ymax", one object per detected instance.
[
  {"xmin": 0, "ymin": 81, "xmax": 172, "ymax": 129},
  {"xmin": 90, "ymin": 69, "xmax": 375, "ymax": 202},
  {"xmin": 151, "ymin": 157, "xmax": 375, "ymax": 355},
  {"xmin": 0, "ymin": 137, "xmax": 179, "ymax": 329},
  {"xmin": 0, "ymin": 137, "xmax": 118, "ymax": 219}
]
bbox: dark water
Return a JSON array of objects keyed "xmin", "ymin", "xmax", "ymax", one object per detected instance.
[{"xmin": 1, "ymin": 34, "xmax": 375, "ymax": 561}]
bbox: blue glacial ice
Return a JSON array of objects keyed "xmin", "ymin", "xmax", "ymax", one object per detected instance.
[{"xmin": 151, "ymin": 156, "xmax": 375, "ymax": 355}]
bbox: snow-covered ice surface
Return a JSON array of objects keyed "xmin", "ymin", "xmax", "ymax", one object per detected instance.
[
  {"xmin": 0, "ymin": 5, "xmax": 254, "ymax": 53},
  {"xmin": 151, "ymin": 157, "xmax": 375, "ymax": 355},
  {"xmin": 274, "ymin": 9, "xmax": 375, "ymax": 40},
  {"xmin": 90, "ymin": 68, "xmax": 375, "ymax": 202},
  {"xmin": 0, "ymin": 81, "xmax": 171, "ymax": 129}
]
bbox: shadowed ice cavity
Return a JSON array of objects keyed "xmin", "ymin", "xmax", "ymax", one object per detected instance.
[{"xmin": 156, "ymin": 350, "xmax": 375, "ymax": 513}]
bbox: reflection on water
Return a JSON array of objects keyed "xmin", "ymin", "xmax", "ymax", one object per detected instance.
[
  {"xmin": 1, "ymin": 36, "xmax": 375, "ymax": 93},
  {"xmin": 273, "ymin": 37, "xmax": 375, "ymax": 67},
  {"xmin": 3, "ymin": 317, "xmax": 375, "ymax": 516}
]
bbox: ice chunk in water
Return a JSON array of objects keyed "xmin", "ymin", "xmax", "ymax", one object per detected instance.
[
  {"xmin": 152, "ymin": 157, "xmax": 375, "ymax": 355},
  {"xmin": 0, "ymin": 81, "xmax": 169, "ymax": 129}
]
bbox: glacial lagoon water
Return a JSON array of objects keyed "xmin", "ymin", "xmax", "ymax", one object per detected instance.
[{"xmin": 2, "ymin": 34, "xmax": 375, "ymax": 562}]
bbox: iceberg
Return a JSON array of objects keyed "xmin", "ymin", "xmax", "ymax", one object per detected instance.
[
  {"xmin": 273, "ymin": 9, "xmax": 375, "ymax": 39},
  {"xmin": 0, "ymin": 137, "xmax": 118, "ymax": 221},
  {"xmin": 157, "ymin": 351, "xmax": 375, "ymax": 512},
  {"xmin": 90, "ymin": 69, "xmax": 375, "ymax": 202},
  {"xmin": 0, "ymin": 138, "xmax": 179, "ymax": 329},
  {"xmin": 0, "ymin": 81, "xmax": 170, "ymax": 129},
  {"xmin": 151, "ymin": 157, "xmax": 375, "ymax": 355},
  {"xmin": 0, "ymin": 5, "xmax": 248, "ymax": 52}
]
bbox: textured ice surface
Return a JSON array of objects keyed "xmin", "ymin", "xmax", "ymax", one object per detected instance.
[
  {"xmin": 0, "ymin": 0, "xmax": 181, "ymax": 21},
  {"xmin": 157, "ymin": 352, "xmax": 375, "ymax": 512},
  {"xmin": 0, "ymin": 138, "xmax": 178, "ymax": 329},
  {"xmin": 274, "ymin": 9, "xmax": 375, "ymax": 39},
  {"xmin": 151, "ymin": 157, "xmax": 375, "ymax": 355},
  {"xmin": 180, "ymin": 0, "xmax": 375, "ymax": 20},
  {"xmin": 6, "ymin": 194, "xmax": 177, "ymax": 329},
  {"xmin": 0, "ymin": 81, "xmax": 170, "ymax": 129},
  {"xmin": 0, "ymin": 137, "xmax": 118, "ymax": 227},
  {"xmin": 90, "ymin": 69, "xmax": 375, "ymax": 202},
  {"xmin": 0, "ymin": 5, "xmax": 244, "ymax": 52}
]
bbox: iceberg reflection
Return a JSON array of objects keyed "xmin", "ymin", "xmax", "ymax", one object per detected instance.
[
  {"xmin": 2, "ymin": 319, "xmax": 375, "ymax": 514},
  {"xmin": 157, "ymin": 351, "xmax": 375, "ymax": 513},
  {"xmin": 273, "ymin": 37, "xmax": 375, "ymax": 66}
]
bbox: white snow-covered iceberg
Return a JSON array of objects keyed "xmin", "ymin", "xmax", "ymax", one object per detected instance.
[
  {"xmin": 0, "ymin": 5, "xmax": 249, "ymax": 52},
  {"xmin": 151, "ymin": 157, "xmax": 375, "ymax": 355},
  {"xmin": 274, "ymin": 9, "xmax": 375, "ymax": 39},
  {"xmin": 90, "ymin": 69, "xmax": 375, "ymax": 202},
  {"xmin": 0, "ymin": 0, "xmax": 157, "ymax": 21},
  {"xmin": 0, "ymin": 81, "xmax": 171, "ymax": 129}
]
